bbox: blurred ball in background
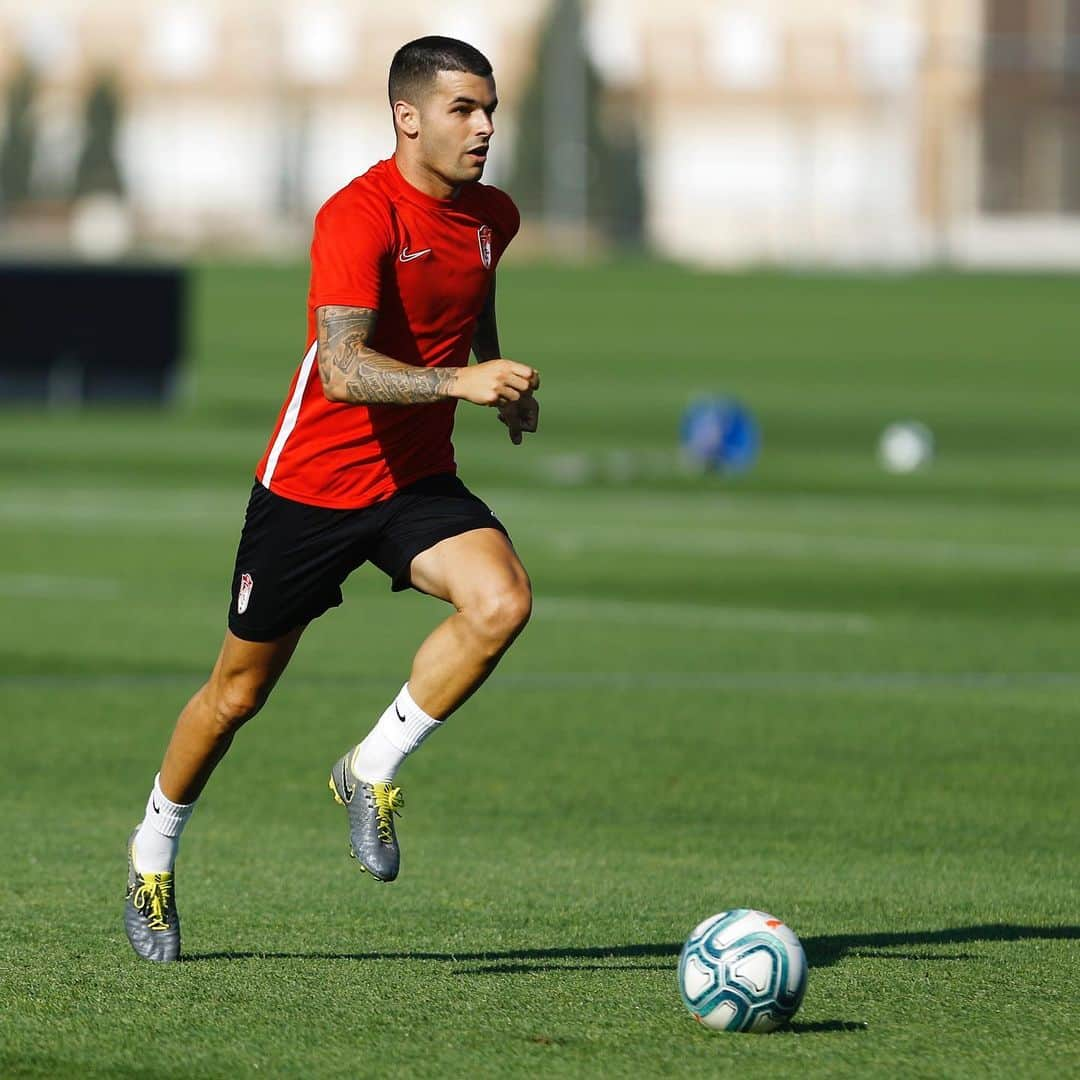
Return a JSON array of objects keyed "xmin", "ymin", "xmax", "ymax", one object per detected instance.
[
  {"xmin": 878, "ymin": 420, "xmax": 934, "ymax": 474},
  {"xmin": 680, "ymin": 397, "xmax": 760, "ymax": 473}
]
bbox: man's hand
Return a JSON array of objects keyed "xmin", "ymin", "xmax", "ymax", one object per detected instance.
[
  {"xmin": 452, "ymin": 358, "xmax": 539, "ymax": 407},
  {"xmin": 497, "ymin": 392, "xmax": 540, "ymax": 445}
]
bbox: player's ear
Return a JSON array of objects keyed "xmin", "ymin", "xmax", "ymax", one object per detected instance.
[{"xmin": 394, "ymin": 100, "xmax": 420, "ymax": 138}]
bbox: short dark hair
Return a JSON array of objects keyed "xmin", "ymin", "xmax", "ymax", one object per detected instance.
[{"xmin": 388, "ymin": 36, "xmax": 493, "ymax": 106}]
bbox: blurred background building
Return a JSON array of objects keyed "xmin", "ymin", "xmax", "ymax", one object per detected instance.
[{"xmin": 1, "ymin": 0, "xmax": 1078, "ymax": 267}]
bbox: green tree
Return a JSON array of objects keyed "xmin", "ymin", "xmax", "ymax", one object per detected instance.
[
  {"xmin": 0, "ymin": 64, "xmax": 37, "ymax": 214},
  {"xmin": 74, "ymin": 73, "xmax": 124, "ymax": 198},
  {"xmin": 507, "ymin": 0, "xmax": 644, "ymax": 248}
]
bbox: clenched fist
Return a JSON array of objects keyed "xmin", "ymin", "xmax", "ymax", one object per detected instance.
[{"xmin": 452, "ymin": 358, "xmax": 540, "ymax": 407}]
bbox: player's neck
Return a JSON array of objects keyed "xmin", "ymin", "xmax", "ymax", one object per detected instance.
[{"xmin": 393, "ymin": 152, "xmax": 460, "ymax": 202}]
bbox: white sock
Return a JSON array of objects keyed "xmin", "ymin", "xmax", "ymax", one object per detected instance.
[
  {"xmin": 132, "ymin": 774, "xmax": 195, "ymax": 873},
  {"xmin": 350, "ymin": 683, "xmax": 443, "ymax": 783}
]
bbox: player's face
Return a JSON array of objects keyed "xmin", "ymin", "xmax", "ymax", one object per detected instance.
[{"xmin": 416, "ymin": 71, "xmax": 498, "ymax": 187}]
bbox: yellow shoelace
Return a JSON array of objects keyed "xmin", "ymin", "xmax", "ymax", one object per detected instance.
[
  {"xmin": 372, "ymin": 783, "xmax": 404, "ymax": 845},
  {"xmin": 133, "ymin": 874, "xmax": 174, "ymax": 932}
]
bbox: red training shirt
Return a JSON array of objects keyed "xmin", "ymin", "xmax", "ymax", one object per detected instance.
[{"xmin": 255, "ymin": 156, "xmax": 520, "ymax": 509}]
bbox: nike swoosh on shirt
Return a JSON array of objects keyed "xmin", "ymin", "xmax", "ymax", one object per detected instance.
[{"xmin": 399, "ymin": 247, "xmax": 432, "ymax": 262}]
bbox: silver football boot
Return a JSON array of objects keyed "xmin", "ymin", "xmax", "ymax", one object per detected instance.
[
  {"xmin": 328, "ymin": 750, "xmax": 404, "ymax": 882},
  {"xmin": 124, "ymin": 829, "xmax": 181, "ymax": 962}
]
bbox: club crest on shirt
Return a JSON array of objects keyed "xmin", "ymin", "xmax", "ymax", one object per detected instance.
[
  {"xmin": 237, "ymin": 572, "xmax": 254, "ymax": 614},
  {"xmin": 477, "ymin": 225, "xmax": 493, "ymax": 270}
]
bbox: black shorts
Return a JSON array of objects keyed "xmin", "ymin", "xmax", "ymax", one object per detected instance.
[{"xmin": 227, "ymin": 473, "xmax": 508, "ymax": 642}]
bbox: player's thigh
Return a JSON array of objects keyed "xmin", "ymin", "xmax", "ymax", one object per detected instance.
[
  {"xmin": 408, "ymin": 528, "xmax": 531, "ymax": 611},
  {"xmin": 207, "ymin": 625, "xmax": 306, "ymax": 712}
]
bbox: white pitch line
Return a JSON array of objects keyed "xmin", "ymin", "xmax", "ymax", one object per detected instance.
[
  {"xmin": 0, "ymin": 491, "xmax": 240, "ymax": 531},
  {"xmin": 0, "ymin": 574, "xmax": 120, "ymax": 597},
  {"xmin": 532, "ymin": 596, "xmax": 872, "ymax": 634},
  {"xmin": 533, "ymin": 525, "xmax": 1080, "ymax": 572},
  {"xmin": 4, "ymin": 670, "xmax": 1078, "ymax": 696},
  {"xmin": 488, "ymin": 671, "xmax": 1080, "ymax": 692},
  {"xmin": 5, "ymin": 488, "xmax": 1080, "ymax": 572}
]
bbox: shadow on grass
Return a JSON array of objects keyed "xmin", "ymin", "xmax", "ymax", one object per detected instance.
[
  {"xmin": 801, "ymin": 923, "xmax": 1079, "ymax": 968},
  {"xmin": 453, "ymin": 962, "xmax": 671, "ymax": 975},
  {"xmin": 185, "ymin": 923, "xmax": 1079, "ymax": 970},
  {"xmin": 785, "ymin": 1020, "xmax": 869, "ymax": 1034}
]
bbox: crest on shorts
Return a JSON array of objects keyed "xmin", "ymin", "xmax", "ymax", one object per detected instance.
[
  {"xmin": 237, "ymin": 572, "xmax": 254, "ymax": 614},
  {"xmin": 477, "ymin": 225, "xmax": 493, "ymax": 269}
]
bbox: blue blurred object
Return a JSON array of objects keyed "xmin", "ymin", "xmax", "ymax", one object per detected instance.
[{"xmin": 680, "ymin": 397, "xmax": 760, "ymax": 472}]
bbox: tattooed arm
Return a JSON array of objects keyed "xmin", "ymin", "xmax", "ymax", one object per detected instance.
[
  {"xmin": 317, "ymin": 304, "xmax": 540, "ymax": 408},
  {"xmin": 317, "ymin": 305, "xmax": 457, "ymax": 404}
]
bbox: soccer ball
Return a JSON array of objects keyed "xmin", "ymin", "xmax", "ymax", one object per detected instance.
[
  {"xmin": 678, "ymin": 908, "xmax": 808, "ymax": 1032},
  {"xmin": 878, "ymin": 420, "xmax": 934, "ymax": 474}
]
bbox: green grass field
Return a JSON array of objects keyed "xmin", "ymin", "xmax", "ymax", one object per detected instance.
[{"xmin": 1, "ymin": 263, "xmax": 1078, "ymax": 1078}]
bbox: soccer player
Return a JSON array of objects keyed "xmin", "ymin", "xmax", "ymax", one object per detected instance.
[{"xmin": 124, "ymin": 36, "xmax": 539, "ymax": 962}]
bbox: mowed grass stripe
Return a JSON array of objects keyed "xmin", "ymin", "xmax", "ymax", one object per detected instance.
[
  {"xmin": 5, "ymin": 487, "xmax": 1080, "ymax": 572},
  {"xmin": 533, "ymin": 596, "xmax": 872, "ymax": 632},
  {"xmin": 6, "ymin": 670, "xmax": 1080, "ymax": 701},
  {"xmin": 532, "ymin": 524, "xmax": 1080, "ymax": 571}
]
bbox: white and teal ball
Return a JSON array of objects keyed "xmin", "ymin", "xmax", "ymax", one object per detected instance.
[{"xmin": 678, "ymin": 908, "xmax": 808, "ymax": 1032}]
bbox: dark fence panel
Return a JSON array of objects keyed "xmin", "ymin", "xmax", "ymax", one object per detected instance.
[{"xmin": 0, "ymin": 263, "xmax": 186, "ymax": 405}]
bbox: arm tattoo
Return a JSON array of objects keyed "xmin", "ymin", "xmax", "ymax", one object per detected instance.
[
  {"xmin": 316, "ymin": 305, "xmax": 457, "ymax": 405},
  {"xmin": 342, "ymin": 358, "xmax": 457, "ymax": 405},
  {"xmin": 471, "ymin": 278, "xmax": 501, "ymax": 363}
]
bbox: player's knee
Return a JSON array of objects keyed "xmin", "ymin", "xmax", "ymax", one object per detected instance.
[
  {"xmin": 208, "ymin": 677, "xmax": 269, "ymax": 736},
  {"xmin": 468, "ymin": 578, "xmax": 532, "ymax": 649}
]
